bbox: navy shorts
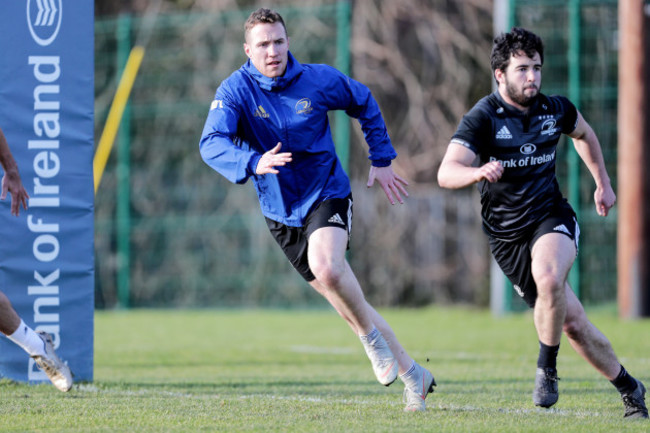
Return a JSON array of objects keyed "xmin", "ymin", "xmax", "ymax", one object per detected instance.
[
  {"xmin": 489, "ymin": 208, "xmax": 579, "ymax": 308},
  {"xmin": 265, "ymin": 195, "xmax": 353, "ymax": 282}
]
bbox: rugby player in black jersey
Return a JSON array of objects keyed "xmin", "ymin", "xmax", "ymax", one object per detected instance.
[{"xmin": 437, "ymin": 27, "xmax": 647, "ymax": 419}]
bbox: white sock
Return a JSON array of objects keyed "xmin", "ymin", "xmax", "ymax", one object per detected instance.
[
  {"xmin": 399, "ymin": 361, "xmax": 421, "ymax": 390},
  {"xmin": 359, "ymin": 326, "xmax": 380, "ymax": 344},
  {"xmin": 6, "ymin": 320, "xmax": 45, "ymax": 356}
]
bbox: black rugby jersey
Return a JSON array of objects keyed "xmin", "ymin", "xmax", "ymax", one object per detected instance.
[{"xmin": 451, "ymin": 91, "xmax": 578, "ymax": 241}]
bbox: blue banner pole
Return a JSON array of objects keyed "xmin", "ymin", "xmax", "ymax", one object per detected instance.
[{"xmin": 0, "ymin": 0, "xmax": 95, "ymax": 383}]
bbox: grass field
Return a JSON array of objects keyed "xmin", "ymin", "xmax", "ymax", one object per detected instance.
[{"xmin": 0, "ymin": 306, "xmax": 648, "ymax": 432}]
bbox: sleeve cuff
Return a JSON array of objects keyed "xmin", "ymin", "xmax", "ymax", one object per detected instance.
[
  {"xmin": 247, "ymin": 154, "xmax": 262, "ymax": 176},
  {"xmin": 371, "ymin": 159, "xmax": 392, "ymax": 168}
]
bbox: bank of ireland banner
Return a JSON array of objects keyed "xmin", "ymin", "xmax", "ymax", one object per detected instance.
[{"xmin": 0, "ymin": 1, "xmax": 94, "ymax": 383}]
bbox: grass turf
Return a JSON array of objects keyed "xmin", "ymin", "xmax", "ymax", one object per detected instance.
[{"xmin": 0, "ymin": 306, "xmax": 648, "ymax": 432}]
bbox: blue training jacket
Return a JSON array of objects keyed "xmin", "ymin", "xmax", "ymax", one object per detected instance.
[{"xmin": 199, "ymin": 51, "xmax": 397, "ymax": 227}]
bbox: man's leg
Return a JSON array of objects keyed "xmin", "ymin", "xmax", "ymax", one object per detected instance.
[
  {"xmin": 531, "ymin": 233, "xmax": 574, "ymax": 349},
  {"xmin": 562, "ymin": 286, "xmax": 619, "ymax": 378},
  {"xmin": 563, "ymin": 287, "xmax": 648, "ymax": 418},
  {"xmin": 307, "ymin": 227, "xmax": 374, "ymax": 334},
  {"xmin": 529, "ymin": 232, "xmax": 575, "ymax": 407},
  {"xmin": 366, "ymin": 302, "xmax": 437, "ymax": 412},
  {"xmin": 530, "ymin": 234, "xmax": 647, "ymax": 417},
  {"xmin": 0, "ymin": 290, "xmax": 73, "ymax": 392},
  {"xmin": 0, "ymin": 290, "xmax": 21, "ymax": 335},
  {"xmin": 309, "ymin": 265, "xmax": 412, "ymax": 373},
  {"xmin": 308, "ymin": 226, "xmax": 435, "ymax": 409},
  {"xmin": 308, "ymin": 226, "xmax": 397, "ymax": 386}
]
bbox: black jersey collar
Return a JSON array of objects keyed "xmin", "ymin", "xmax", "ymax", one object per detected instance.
[{"xmin": 493, "ymin": 90, "xmax": 544, "ymax": 117}]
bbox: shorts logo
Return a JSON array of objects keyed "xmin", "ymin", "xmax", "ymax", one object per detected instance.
[
  {"xmin": 27, "ymin": 0, "xmax": 63, "ymax": 46},
  {"xmin": 513, "ymin": 284, "xmax": 525, "ymax": 298},
  {"xmin": 553, "ymin": 224, "xmax": 571, "ymax": 236},
  {"xmin": 520, "ymin": 143, "xmax": 536, "ymax": 155},
  {"xmin": 328, "ymin": 213, "xmax": 345, "ymax": 226},
  {"xmin": 295, "ymin": 98, "xmax": 313, "ymax": 115},
  {"xmin": 496, "ymin": 125, "xmax": 512, "ymax": 139}
]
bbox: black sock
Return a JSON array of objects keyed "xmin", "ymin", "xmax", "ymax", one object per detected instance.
[
  {"xmin": 610, "ymin": 365, "xmax": 638, "ymax": 394},
  {"xmin": 537, "ymin": 341, "xmax": 560, "ymax": 370}
]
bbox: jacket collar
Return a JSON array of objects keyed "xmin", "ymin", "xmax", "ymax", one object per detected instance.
[{"xmin": 243, "ymin": 51, "xmax": 303, "ymax": 91}]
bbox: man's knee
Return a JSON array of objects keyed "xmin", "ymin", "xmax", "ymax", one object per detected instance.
[
  {"xmin": 310, "ymin": 260, "xmax": 345, "ymax": 288},
  {"xmin": 533, "ymin": 273, "xmax": 565, "ymax": 299}
]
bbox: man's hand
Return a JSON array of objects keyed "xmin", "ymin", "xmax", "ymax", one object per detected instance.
[
  {"xmin": 475, "ymin": 161, "xmax": 504, "ymax": 183},
  {"xmin": 255, "ymin": 142, "xmax": 292, "ymax": 175},
  {"xmin": 367, "ymin": 165, "xmax": 409, "ymax": 205},
  {"xmin": 594, "ymin": 184, "xmax": 616, "ymax": 217},
  {"xmin": 1, "ymin": 171, "xmax": 29, "ymax": 216}
]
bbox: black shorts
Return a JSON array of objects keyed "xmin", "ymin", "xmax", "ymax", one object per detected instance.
[
  {"xmin": 265, "ymin": 195, "xmax": 353, "ymax": 282},
  {"xmin": 489, "ymin": 208, "xmax": 579, "ymax": 308}
]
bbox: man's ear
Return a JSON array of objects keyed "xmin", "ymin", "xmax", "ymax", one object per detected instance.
[
  {"xmin": 243, "ymin": 43, "xmax": 251, "ymax": 58},
  {"xmin": 494, "ymin": 68, "xmax": 505, "ymax": 85}
]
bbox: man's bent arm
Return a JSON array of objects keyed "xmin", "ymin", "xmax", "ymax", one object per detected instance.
[
  {"xmin": 437, "ymin": 141, "xmax": 503, "ymax": 189},
  {"xmin": 0, "ymin": 127, "xmax": 29, "ymax": 215},
  {"xmin": 199, "ymin": 89, "xmax": 262, "ymax": 185},
  {"xmin": 568, "ymin": 112, "xmax": 611, "ymax": 189},
  {"xmin": 0, "ymin": 128, "xmax": 20, "ymax": 178},
  {"xmin": 568, "ymin": 111, "xmax": 616, "ymax": 216}
]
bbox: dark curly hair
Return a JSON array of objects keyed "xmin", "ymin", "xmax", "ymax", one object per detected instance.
[
  {"xmin": 490, "ymin": 27, "xmax": 544, "ymax": 74},
  {"xmin": 244, "ymin": 8, "xmax": 287, "ymax": 40}
]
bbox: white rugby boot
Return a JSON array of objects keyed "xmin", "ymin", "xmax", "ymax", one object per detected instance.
[
  {"xmin": 31, "ymin": 331, "xmax": 73, "ymax": 392},
  {"xmin": 403, "ymin": 366, "xmax": 436, "ymax": 412}
]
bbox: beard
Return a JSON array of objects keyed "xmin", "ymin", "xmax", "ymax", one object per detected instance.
[{"xmin": 505, "ymin": 80, "xmax": 540, "ymax": 107}]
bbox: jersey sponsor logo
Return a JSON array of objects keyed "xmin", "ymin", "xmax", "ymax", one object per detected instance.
[
  {"xmin": 295, "ymin": 98, "xmax": 313, "ymax": 115},
  {"xmin": 520, "ymin": 143, "xmax": 536, "ymax": 155},
  {"xmin": 327, "ymin": 213, "xmax": 345, "ymax": 226},
  {"xmin": 27, "ymin": 0, "xmax": 63, "ymax": 46},
  {"xmin": 253, "ymin": 105, "xmax": 270, "ymax": 118},
  {"xmin": 210, "ymin": 99, "xmax": 223, "ymax": 110},
  {"xmin": 540, "ymin": 119, "xmax": 559, "ymax": 136},
  {"xmin": 496, "ymin": 125, "xmax": 512, "ymax": 139},
  {"xmin": 489, "ymin": 150, "xmax": 555, "ymax": 168},
  {"xmin": 553, "ymin": 224, "xmax": 572, "ymax": 236}
]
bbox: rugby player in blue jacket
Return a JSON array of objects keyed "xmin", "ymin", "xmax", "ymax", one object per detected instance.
[
  {"xmin": 438, "ymin": 27, "xmax": 647, "ymax": 418},
  {"xmin": 200, "ymin": 8, "xmax": 435, "ymax": 411}
]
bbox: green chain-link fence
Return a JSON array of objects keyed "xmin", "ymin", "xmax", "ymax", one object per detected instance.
[
  {"xmin": 94, "ymin": 1, "xmax": 620, "ymax": 309},
  {"xmin": 94, "ymin": 5, "xmax": 348, "ymax": 308}
]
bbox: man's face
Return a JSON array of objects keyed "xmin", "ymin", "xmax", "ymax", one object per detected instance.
[
  {"xmin": 496, "ymin": 51, "xmax": 542, "ymax": 109},
  {"xmin": 244, "ymin": 22, "xmax": 289, "ymax": 78}
]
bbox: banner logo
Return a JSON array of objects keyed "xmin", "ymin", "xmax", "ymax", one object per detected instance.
[{"xmin": 27, "ymin": 0, "xmax": 63, "ymax": 46}]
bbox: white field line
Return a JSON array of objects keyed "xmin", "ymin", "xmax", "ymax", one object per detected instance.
[
  {"xmin": 287, "ymin": 346, "xmax": 531, "ymax": 362},
  {"xmin": 75, "ymin": 384, "xmax": 610, "ymax": 417},
  {"xmin": 289, "ymin": 345, "xmax": 356, "ymax": 355}
]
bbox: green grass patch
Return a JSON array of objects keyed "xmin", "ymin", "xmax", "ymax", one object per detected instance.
[{"xmin": 0, "ymin": 307, "xmax": 648, "ymax": 432}]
